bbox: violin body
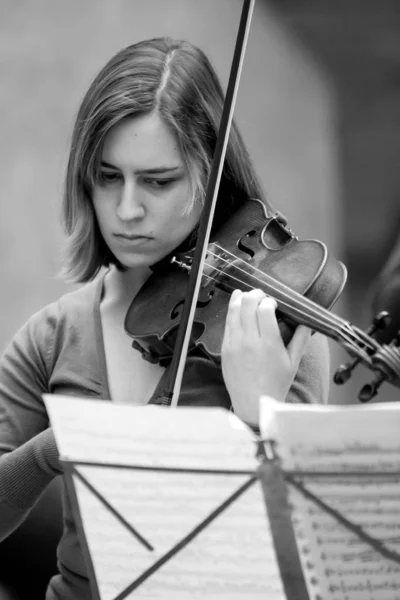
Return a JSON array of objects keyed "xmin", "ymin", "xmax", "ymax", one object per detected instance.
[{"xmin": 125, "ymin": 198, "xmax": 347, "ymax": 365}]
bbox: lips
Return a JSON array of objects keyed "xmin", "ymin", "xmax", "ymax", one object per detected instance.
[{"xmin": 114, "ymin": 234, "xmax": 151, "ymax": 240}]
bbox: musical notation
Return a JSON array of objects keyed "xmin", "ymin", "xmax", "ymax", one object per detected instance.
[
  {"xmin": 261, "ymin": 399, "xmax": 400, "ymax": 600},
  {"xmin": 45, "ymin": 396, "xmax": 286, "ymax": 599}
]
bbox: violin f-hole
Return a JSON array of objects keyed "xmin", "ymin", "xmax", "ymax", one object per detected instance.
[
  {"xmin": 170, "ymin": 289, "xmax": 215, "ymax": 320},
  {"xmin": 237, "ymin": 229, "xmax": 256, "ymax": 258}
]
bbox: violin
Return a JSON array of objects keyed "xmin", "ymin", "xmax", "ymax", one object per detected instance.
[
  {"xmin": 121, "ymin": 0, "xmax": 400, "ymax": 406},
  {"xmin": 125, "ymin": 197, "xmax": 400, "ymax": 403}
]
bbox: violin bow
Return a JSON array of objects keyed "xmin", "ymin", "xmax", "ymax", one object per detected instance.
[{"xmin": 157, "ymin": 0, "xmax": 256, "ymax": 408}]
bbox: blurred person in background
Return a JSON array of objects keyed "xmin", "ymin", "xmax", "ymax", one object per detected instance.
[
  {"xmin": 0, "ymin": 38, "xmax": 328, "ymax": 599},
  {"xmin": 371, "ymin": 218, "xmax": 400, "ymax": 345}
]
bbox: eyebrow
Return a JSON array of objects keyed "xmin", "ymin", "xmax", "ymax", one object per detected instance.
[{"xmin": 100, "ymin": 161, "xmax": 182, "ymax": 175}]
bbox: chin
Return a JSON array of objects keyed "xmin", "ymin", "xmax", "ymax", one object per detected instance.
[
  {"xmin": 119, "ymin": 256, "xmax": 156, "ymax": 269},
  {"xmin": 116, "ymin": 251, "xmax": 164, "ymax": 270},
  {"xmin": 111, "ymin": 239, "xmax": 179, "ymax": 270}
]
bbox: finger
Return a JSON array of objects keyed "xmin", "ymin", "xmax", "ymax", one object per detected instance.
[
  {"xmin": 240, "ymin": 289, "xmax": 266, "ymax": 335},
  {"xmin": 286, "ymin": 325, "xmax": 311, "ymax": 368},
  {"xmin": 224, "ymin": 289, "xmax": 243, "ymax": 335},
  {"xmin": 256, "ymin": 295, "xmax": 280, "ymax": 341}
]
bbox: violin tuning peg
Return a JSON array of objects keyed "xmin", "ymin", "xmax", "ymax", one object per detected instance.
[
  {"xmin": 333, "ymin": 312, "xmax": 393, "ymax": 391},
  {"xmin": 390, "ymin": 330, "xmax": 400, "ymax": 348},
  {"xmin": 333, "ymin": 357, "xmax": 360, "ymax": 385},
  {"xmin": 333, "ymin": 364, "xmax": 354, "ymax": 385},
  {"xmin": 368, "ymin": 311, "xmax": 391, "ymax": 335},
  {"xmin": 358, "ymin": 372, "xmax": 386, "ymax": 403}
]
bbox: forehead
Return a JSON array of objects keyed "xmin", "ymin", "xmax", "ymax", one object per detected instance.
[{"xmin": 101, "ymin": 112, "xmax": 183, "ymax": 168}]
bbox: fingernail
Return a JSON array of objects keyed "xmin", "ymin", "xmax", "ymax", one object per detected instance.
[{"xmin": 264, "ymin": 296, "xmax": 278, "ymax": 309}]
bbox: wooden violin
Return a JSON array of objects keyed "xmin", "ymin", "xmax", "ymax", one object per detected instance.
[
  {"xmin": 125, "ymin": 197, "xmax": 400, "ymax": 403},
  {"xmin": 122, "ymin": 0, "xmax": 400, "ymax": 405}
]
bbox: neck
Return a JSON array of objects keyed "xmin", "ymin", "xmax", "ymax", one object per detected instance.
[{"xmin": 103, "ymin": 265, "xmax": 151, "ymax": 312}]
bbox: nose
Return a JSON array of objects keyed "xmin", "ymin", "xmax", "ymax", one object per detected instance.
[{"xmin": 116, "ymin": 180, "xmax": 145, "ymax": 221}]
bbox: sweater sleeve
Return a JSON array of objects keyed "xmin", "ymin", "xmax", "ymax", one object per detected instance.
[
  {"xmin": 0, "ymin": 307, "xmax": 62, "ymax": 541},
  {"xmin": 286, "ymin": 332, "xmax": 330, "ymax": 405},
  {"xmin": 239, "ymin": 333, "xmax": 329, "ymax": 436}
]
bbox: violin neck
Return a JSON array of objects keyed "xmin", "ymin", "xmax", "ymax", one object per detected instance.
[
  {"xmin": 263, "ymin": 276, "xmax": 358, "ymax": 348},
  {"xmin": 277, "ymin": 296, "xmax": 343, "ymax": 339}
]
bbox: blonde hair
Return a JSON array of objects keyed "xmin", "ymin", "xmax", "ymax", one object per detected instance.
[{"xmin": 61, "ymin": 37, "xmax": 267, "ymax": 282}]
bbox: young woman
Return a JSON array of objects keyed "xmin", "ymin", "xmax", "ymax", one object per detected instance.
[{"xmin": 0, "ymin": 37, "xmax": 330, "ymax": 599}]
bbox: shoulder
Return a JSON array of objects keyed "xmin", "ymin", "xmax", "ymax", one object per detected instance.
[
  {"xmin": 287, "ymin": 332, "xmax": 330, "ymax": 405},
  {"xmin": 29, "ymin": 277, "xmax": 101, "ymax": 334},
  {"xmin": 7, "ymin": 278, "xmax": 102, "ymax": 370}
]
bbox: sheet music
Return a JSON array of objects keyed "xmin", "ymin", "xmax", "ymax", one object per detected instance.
[
  {"xmin": 260, "ymin": 399, "xmax": 400, "ymax": 600},
  {"xmin": 44, "ymin": 395, "xmax": 286, "ymax": 599},
  {"xmin": 73, "ymin": 470, "xmax": 283, "ymax": 599},
  {"xmin": 44, "ymin": 396, "xmax": 255, "ymax": 470}
]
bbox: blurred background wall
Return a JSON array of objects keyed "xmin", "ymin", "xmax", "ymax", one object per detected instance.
[{"xmin": 1, "ymin": 0, "xmax": 398, "ymax": 404}]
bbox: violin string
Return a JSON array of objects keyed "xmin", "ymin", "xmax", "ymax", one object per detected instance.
[
  {"xmin": 206, "ymin": 244, "xmax": 371, "ymax": 351},
  {"xmin": 210, "ymin": 244, "xmax": 344, "ymax": 329},
  {"xmin": 199, "ymin": 265, "xmax": 365, "ymax": 358},
  {"xmin": 197, "ymin": 258, "xmax": 367, "ymax": 357},
  {"xmin": 210, "ymin": 243, "xmax": 372, "ymax": 346}
]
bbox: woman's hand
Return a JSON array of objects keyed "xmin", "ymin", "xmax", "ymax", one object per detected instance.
[{"xmin": 221, "ymin": 288, "xmax": 311, "ymax": 427}]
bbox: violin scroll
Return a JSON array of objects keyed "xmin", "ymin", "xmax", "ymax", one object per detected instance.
[{"xmin": 334, "ymin": 311, "xmax": 400, "ymax": 401}]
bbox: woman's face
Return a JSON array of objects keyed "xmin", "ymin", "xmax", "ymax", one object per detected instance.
[{"xmin": 92, "ymin": 112, "xmax": 202, "ymax": 269}]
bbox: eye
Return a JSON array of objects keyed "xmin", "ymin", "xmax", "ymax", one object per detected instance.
[
  {"xmin": 144, "ymin": 178, "xmax": 170, "ymax": 188},
  {"xmin": 143, "ymin": 178, "xmax": 176, "ymax": 190},
  {"xmin": 98, "ymin": 170, "xmax": 121, "ymax": 184}
]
